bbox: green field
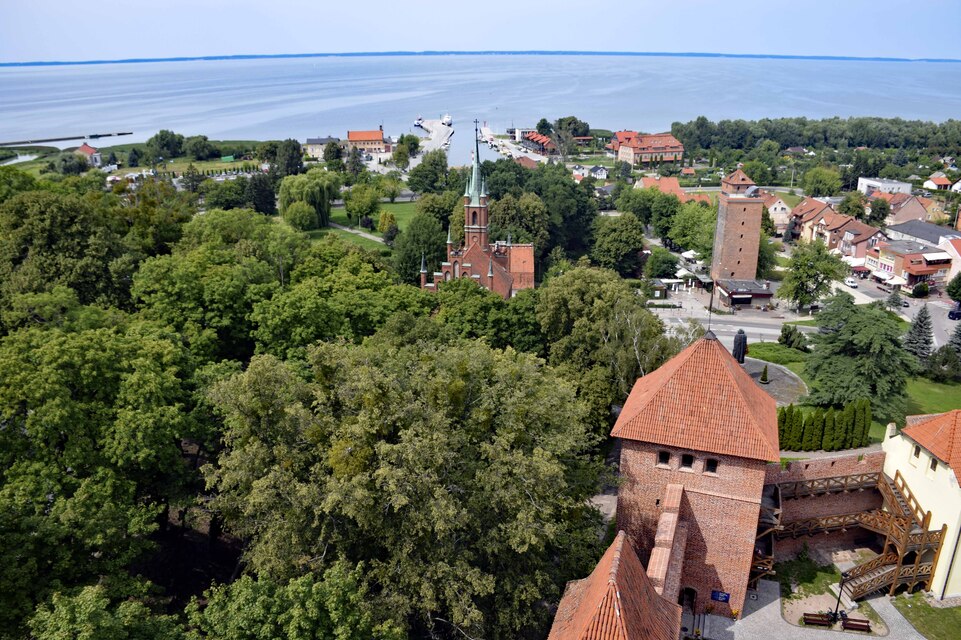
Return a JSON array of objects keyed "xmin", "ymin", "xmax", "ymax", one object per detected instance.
[
  {"xmin": 892, "ymin": 592, "xmax": 961, "ymax": 640},
  {"xmin": 309, "ymin": 227, "xmax": 387, "ymax": 252},
  {"xmin": 774, "ymin": 191, "xmax": 803, "ymax": 207},
  {"xmin": 330, "ymin": 201, "xmax": 418, "ymax": 235}
]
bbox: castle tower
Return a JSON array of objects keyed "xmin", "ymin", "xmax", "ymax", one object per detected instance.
[
  {"xmin": 711, "ymin": 169, "xmax": 764, "ymax": 282},
  {"xmin": 464, "ymin": 120, "xmax": 489, "ymax": 248},
  {"xmin": 612, "ymin": 332, "xmax": 779, "ymax": 618}
]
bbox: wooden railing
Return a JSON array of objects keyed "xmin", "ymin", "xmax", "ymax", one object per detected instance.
[
  {"xmin": 845, "ymin": 562, "xmax": 933, "ymax": 600},
  {"xmin": 748, "ymin": 554, "xmax": 776, "ymax": 589},
  {"xmin": 894, "ymin": 470, "xmax": 927, "ymax": 528},
  {"xmin": 846, "ymin": 553, "xmax": 898, "ymax": 580},
  {"xmin": 778, "ymin": 473, "xmax": 880, "ymax": 499}
]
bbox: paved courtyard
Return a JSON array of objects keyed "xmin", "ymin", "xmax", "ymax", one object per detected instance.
[{"xmin": 699, "ymin": 580, "xmax": 924, "ymax": 640}]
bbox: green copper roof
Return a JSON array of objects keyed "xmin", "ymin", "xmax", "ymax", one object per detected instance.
[{"xmin": 467, "ymin": 122, "xmax": 484, "ymax": 207}]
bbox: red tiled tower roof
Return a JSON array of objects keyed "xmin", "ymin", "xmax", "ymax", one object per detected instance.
[
  {"xmin": 611, "ymin": 333, "xmax": 780, "ymax": 462},
  {"xmin": 548, "ymin": 531, "xmax": 681, "ymax": 640},
  {"xmin": 723, "ymin": 169, "xmax": 755, "ymax": 187},
  {"xmin": 904, "ymin": 410, "xmax": 961, "ymax": 478}
]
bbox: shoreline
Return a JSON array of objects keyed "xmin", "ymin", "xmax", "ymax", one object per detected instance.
[{"xmin": 3, "ymin": 49, "xmax": 961, "ymax": 68}]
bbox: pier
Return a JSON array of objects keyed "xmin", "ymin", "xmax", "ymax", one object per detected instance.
[{"xmin": 417, "ymin": 118, "xmax": 454, "ymax": 153}]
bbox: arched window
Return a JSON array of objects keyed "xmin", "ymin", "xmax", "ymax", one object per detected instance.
[
  {"xmin": 444, "ymin": 271, "xmax": 451, "ymax": 281},
  {"xmin": 453, "ymin": 261, "xmax": 460, "ymax": 278},
  {"xmin": 472, "ymin": 212, "xmax": 477, "ymax": 225}
]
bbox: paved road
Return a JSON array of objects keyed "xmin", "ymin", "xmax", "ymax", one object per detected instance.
[{"xmin": 836, "ymin": 279, "xmax": 956, "ymax": 347}]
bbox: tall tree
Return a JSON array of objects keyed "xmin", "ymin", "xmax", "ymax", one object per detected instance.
[
  {"xmin": 802, "ymin": 167, "xmax": 842, "ymax": 196},
  {"xmin": 904, "ymin": 304, "xmax": 934, "ymax": 362},
  {"xmin": 245, "ymin": 172, "xmax": 277, "ymax": 215},
  {"xmin": 407, "ymin": 149, "xmax": 450, "ymax": 194},
  {"xmin": 30, "ymin": 586, "xmax": 186, "ymax": 640},
  {"xmin": 590, "ymin": 212, "xmax": 646, "ymax": 276},
  {"xmin": 777, "ymin": 240, "xmax": 847, "ymax": 310},
  {"xmin": 806, "ymin": 293, "xmax": 916, "ymax": 424},
  {"xmin": 946, "ymin": 272, "xmax": 961, "ymax": 304},
  {"xmin": 278, "ymin": 168, "xmax": 340, "ymax": 228},
  {"xmin": 866, "ymin": 197, "xmax": 890, "ymax": 225},
  {"xmin": 391, "ymin": 212, "xmax": 447, "ymax": 284}
]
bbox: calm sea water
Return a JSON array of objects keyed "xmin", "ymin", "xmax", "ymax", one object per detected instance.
[{"xmin": 2, "ymin": 55, "xmax": 961, "ymax": 163}]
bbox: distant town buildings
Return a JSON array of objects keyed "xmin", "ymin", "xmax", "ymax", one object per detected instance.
[
  {"xmin": 867, "ymin": 191, "xmax": 930, "ymax": 226},
  {"xmin": 636, "ymin": 175, "xmax": 710, "ymax": 205},
  {"xmin": 304, "ymin": 136, "xmax": 340, "ymax": 159},
  {"xmin": 615, "ymin": 132, "xmax": 684, "ymax": 167},
  {"xmin": 924, "ymin": 172, "xmax": 953, "ymax": 191},
  {"xmin": 865, "ymin": 239, "xmax": 952, "ymax": 289},
  {"xmin": 522, "ymin": 131, "xmax": 556, "ymax": 155},
  {"xmin": 421, "ymin": 129, "xmax": 534, "ymax": 300}
]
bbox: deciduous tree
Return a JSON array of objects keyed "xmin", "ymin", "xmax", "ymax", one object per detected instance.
[{"xmin": 777, "ymin": 240, "xmax": 847, "ymax": 309}]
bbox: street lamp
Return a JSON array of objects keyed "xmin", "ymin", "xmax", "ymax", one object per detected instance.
[{"xmin": 832, "ymin": 571, "xmax": 851, "ymax": 623}]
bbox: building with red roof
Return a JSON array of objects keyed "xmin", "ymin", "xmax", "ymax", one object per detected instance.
[
  {"xmin": 548, "ymin": 531, "xmax": 681, "ymax": 640},
  {"xmin": 421, "ymin": 126, "xmax": 535, "ymax": 300},
  {"xmin": 924, "ymin": 173, "xmax": 953, "ymax": 191},
  {"xmin": 74, "ymin": 142, "xmax": 102, "ymax": 167},
  {"xmin": 345, "ymin": 127, "xmax": 389, "ymax": 153},
  {"xmin": 883, "ymin": 410, "xmax": 961, "ymax": 599},
  {"xmin": 637, "ymin": 176, "xmax": 710, "ymax": 205},
  {"xmin": 522, "ymin": 131, "xmax": 556, "ymax": 155},
  {"xmin": 617, "ymin": 133, "xmax": 684, "ymax": 167},
  {"xmin": 613, "ymin": 332, "xmax": 778, "ymax": 619},
  {"xmin": 513, "ymin": 155, "xmax": 539, "ymax": 170},
  {"xmin": 606, "ymin": 130, "xmax": 639, "ymax": 153}
]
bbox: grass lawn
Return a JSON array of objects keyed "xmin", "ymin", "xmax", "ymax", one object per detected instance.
[
  {"xmin": 905, "ymin": 378, "xmax": 961, "ymax": 415},
  {"xmin": 330, "ymin": 201, "xmax": 419, "ymax": 234},
  {"xmin": 775, "ymin": 191, "xmax": 804, "ymax": 207},
  {"xmin": 775, "ymin": 255, "xmax": 791, "ymax": 268},
  {"xmin": 309, "ymin": 228, "xmax": 387, "ymax": 252},
  {"xmin": 748, "ymin": 342, "xmax": 808, "ymax": 365},
  {"xmin": 775, "ymin": 552, "xmax": 841, "ymax": 599},
  {"xmin": 892, "ymin": 592, "xmax": 961, "ymax": 640}
]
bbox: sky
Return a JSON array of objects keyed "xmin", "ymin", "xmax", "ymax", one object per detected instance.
[{"xmin": 1, "ymin": 0, "xmax": 960, "ymax": 63}]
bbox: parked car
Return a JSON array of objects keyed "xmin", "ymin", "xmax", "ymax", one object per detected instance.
[
  {"xmin": 950, "ymin": 305, "xmax": 961, "ymax": 320},
  {"xmin": 844, "ymin": 277, "xmax": 858, "ymax": 288}
]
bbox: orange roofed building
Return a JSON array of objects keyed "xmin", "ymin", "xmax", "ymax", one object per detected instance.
[
  {"xmin": 421, "ymin": 127, "xmax": 535, "ymax": 300},
  {"xmin": 638, "ymin": 175, "xmax": 711, "ymax": 205},
  {"xmin": 548, "ymin": 531, "xmax": 682, "ymax": 640},
  {"xmin": 345, "ymin": 127, "xmax": 389, "ymax": 154},
  {"xmin": 618, "ymin": 133, "xmax": 684, "ymax": 167},
  {"xmin": 613, "ymin": 332, "xmax": 779, "ymax": 618}
]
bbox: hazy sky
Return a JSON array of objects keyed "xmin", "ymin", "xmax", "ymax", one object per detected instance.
[{"xmin": 2, "ymin": 0, "xmax": 960, "ymax": 63}]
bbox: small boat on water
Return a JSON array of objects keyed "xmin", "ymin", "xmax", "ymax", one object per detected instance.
[{"xmin": 441, "ymin": 113, "xmax": 452, "ymax": 126}]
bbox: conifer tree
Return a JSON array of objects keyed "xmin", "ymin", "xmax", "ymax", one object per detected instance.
[
  {"xmin": 808, "ymin": 408, "xmax": 825, "ymax": 451},
  {"xmin": 904, "ymin": 304, "xmax": 934, "ymax": 362},
  {"xmin": 822, "ymin": 408, "xmax": 836, "ymax": 451},
  {"xmin": 787, "ymin": 406, "xmax": 804, "ymax": 451},
  {"xmin": 800, "ymin": 411, "xmax": 814, "ymax": 451},
  {"xmin": 778, "ymin": 406, "xmax": 788, "ymax": 444},
  {"xmin": 949, "ymin": 322, "xmax": 961, "ymax": 357},
  {"xmin": 842, "ymin": 401, "xmax": 857, "ymax": 449},
  {"xmin": 861, "ymin": 398, "xmax": 873, "ymax": 446},
  {"xmin": 854, "ymin": 399, "xmax": 866, "ymax": 448}
]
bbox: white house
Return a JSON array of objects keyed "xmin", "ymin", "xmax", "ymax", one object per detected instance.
[
  {"xmin": 883, "ymin": 410, "xmax": 961, "ymax": 599},
  {"xmin": 952, "ymin": 180, "xmax": 961, "ymax": 193},
  {"xmin": 589, "ymin": 165, "xmax": 609, "ymax": 180},
  {"xmin": 924, "ymin": 172, "xmax": 953, "ymax": 191},
  {"xmin": 857, "ymin": 177, "xmax": 912, "ymax": 196}
]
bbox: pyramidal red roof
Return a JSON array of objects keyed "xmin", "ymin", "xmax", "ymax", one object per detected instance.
[
  {"xmin": 724, "ymin": 169, "xmax": 755, "ymax": 185},
  {"xmin": 904, "ymin": 410, "xmax": 961, "ymax": 478},
  {"xmin": 548, "ymin": 531, "xmax": 681, "ymax": 640},
  {"xmin": 611, "ymin": 333, "xmax": 780, "ymax": 462}
]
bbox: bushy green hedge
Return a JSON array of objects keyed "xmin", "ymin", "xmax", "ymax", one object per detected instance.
[
  {"xmin": 748, "ymin": 341, "xmax": 808, "ymax": 365},
  {"xmin": 778, "ymin": 399, "xmax": 872, "ymax": 452}
]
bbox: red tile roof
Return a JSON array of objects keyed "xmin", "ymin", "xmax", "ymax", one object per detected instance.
[
  {"xmin": 903, "ymin": 410, "xmax": 961, "ymax": 478},
  {"xmin": 347, "ymin": 130, "xmax": 384, "ymax": 142},
  {"xmin": 681, "ymin": 167, "xmax": 695, "ymax": 175},
  {"xmin": 76, "ymin": 142, "xmax": 98, "ymax": 155},
  {"xmin": 612, "ymin": 333, "xmax": 780, "ymax": 462},
  {"xmin": 930, "ymin": 176, "xmax": 952, "ymax": 187},
  {"xmin": 639, "ymin": 176, "xmax": 708, "ymax": 204},
  {"xmin": 625, "ymin": 133, "xmax": 683, "ymax": 153},
  {"xmin": 793, "ymin": 197, "xmax": 835, "ymax": 223},
  {"xmin": 514, "ymin": 156, "xmax": 539, "ymax": 170},
  {"xmin": 723, "ymin": 169, "xmax": 755, "ymax": 186},
  {"xmin": 548, "ymin": 531, "xmax": 681, "ymax": 640}
]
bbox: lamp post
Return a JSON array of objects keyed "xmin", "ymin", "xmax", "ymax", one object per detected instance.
[{"xmin": 832, "ymin": 571, "xmax": 851, "ymax": 623}]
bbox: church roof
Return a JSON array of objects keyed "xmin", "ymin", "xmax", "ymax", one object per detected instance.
[
  {"xmin": 611, "ymin": 333, "xmax": 780, "ymax": 462},
  {"xmin": 466, "ymin": 123, "xmax": 487, "ymax": 206},
  {"xmin": 547, "ymin": 531, "xmax": 681, "ymax": 640},
  {"xmin": 904, "ymin": 410, "xmax": 961, "ymax": 478}
]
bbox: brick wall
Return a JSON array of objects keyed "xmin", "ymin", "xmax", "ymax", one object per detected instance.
[
  {"xmin": 711, "ymin": 194, "xmax": 763, "ymax": 281},
  {"xmin": 764, "ymin": 451, "xmax": 886, "ymax": 485},
  {"xmin": 774, "ymin": 529, "xmax": 873, "ymax": 562},
  {"xmin": 780, "ymin": 490, "xmax": 883, "ymax": 523},
  {"xmin": 617, "ymin": 440, "xmax": 767, "ymax": 617}
]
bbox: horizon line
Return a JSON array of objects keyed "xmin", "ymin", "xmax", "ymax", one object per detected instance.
[{"xmin": 2, "ymin": 49, "xmax": 960, "ymax": 67}]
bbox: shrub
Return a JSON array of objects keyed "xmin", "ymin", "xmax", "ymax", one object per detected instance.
[
  {"xmin": 382, "ymin": 224, "xmax": 399, "ymax": 247},
  {"xmin": 378, "ymin": 211, "xmax": 397, "ymax": 234},
  {"xmin": 760, "ymin": 365, "xmax": 769, "ymax": 384},
  {"xmin": 913, "ymin": 282, "xmax": 929, "ymax": 298},
  {"xmin": 359, "ymin": 216, "xmax": 374, "ymax": 230},
  {"xmin": 283, "ymin": 200, "xmax": 317, "ymax": 230},
  {"xmin": 750, "ymin": 341, "xmax": 808, "ymax": 365}
]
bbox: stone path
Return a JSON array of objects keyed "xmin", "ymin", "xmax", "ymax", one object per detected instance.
[
  {"xmin": 703, "ymin": 580, "xmax": 924, "ymax": 640},
  {"xmin": 328, "ymin": 222, "xmax": 384, "ymax": 244}
]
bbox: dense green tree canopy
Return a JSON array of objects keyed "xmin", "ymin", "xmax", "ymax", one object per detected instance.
[
  {"xmin": 590, "ymin": 212, "xmax": 646, "ymax": 276},
  {"xmin": 392, "ymin": 213, "xmax": 447, "ymax": 284},
  {"xmin": 777, "ymin": 240, "xmax": 847, "ymax": 309},
  {"xmin": 802, "ymin": 167, "xmax": 842, "ymax": 197}
]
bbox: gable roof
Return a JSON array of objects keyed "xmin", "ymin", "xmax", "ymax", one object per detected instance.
[
  {"xmin": 840, "ymin": 218, "xmax": 882, "ymax": 243},
  {"xmin": 611, "ymin": 333, "xmax": 780, "ymax": 462},
  {"xmin": 514, "ymin": 156, "xmax": 539, "ymax": 170},
  {"xmin": 930, "ymin": 175, "xmax": 952, "ymax": 186},
  {"xmin": 548, "ymin": 531, "xmax": 681, "ymax": 640},
  {"xmin": 886, "ymin": 219, "xmax": 961, "ymax": 245},
  {"xmin": 903, "ymin": 410, "xmax": 961, "ymax": 478},
  {"xmin": 347, "ymin": 130, "xmax": 384, "ymax": 142},
  {"xmin": 724, "ymin": 169, "xmax": 755, "ymax": 186},
  {"xmin": 625, "ymin": 133, "xmax": 683, "ymax": 153},
  {"xmin": 76, "ymin": 142, "xmax": 98, "ymax": 155},
  {"xmin": 793, "ymin": 197, "xmax": 834, "ymax": 223}
]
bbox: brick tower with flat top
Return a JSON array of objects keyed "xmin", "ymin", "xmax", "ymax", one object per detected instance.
[{"xmin": 711, "ymin": 169, "xmax": 764, "ymax": 282}]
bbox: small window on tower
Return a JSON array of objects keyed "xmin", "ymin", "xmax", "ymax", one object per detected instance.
[
  {"xmin": 930, "ymin": 457, "xmax": 938, "ymax": 472},
  {"xmin": 680, "ymin": 454, "xmax": 694, "ymax": 469},
  {"xmin": 913, "ymin": 445, "xmax": 921, "ymax": 458},
  {"xmin": 657, "ymin": 451, "xmax": 670, "ymax": 466},
  {"xmin": 705, "ymin": 459, "xmax": 719, "ymax": 474}
]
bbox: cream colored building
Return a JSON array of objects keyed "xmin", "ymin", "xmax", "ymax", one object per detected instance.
[{"xmin": 882, "ymin": 410, "xmax": 961, "ymax": 599}]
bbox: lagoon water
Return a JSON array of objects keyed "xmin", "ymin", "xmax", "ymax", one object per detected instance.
[{"xmin": 2, "ymin": 54, "xmax": 961, "ymax": 163}]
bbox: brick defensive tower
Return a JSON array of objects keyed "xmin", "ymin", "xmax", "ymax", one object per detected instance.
[
  {"xmin": 710, "ymin": 169, "xmax": 764, "ymax": 282},
  {"xmin": 613, "ymin": 332, "xmax": 780, "ymax": 618}
]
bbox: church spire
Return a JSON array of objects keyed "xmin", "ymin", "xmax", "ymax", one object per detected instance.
[{"xmin": 468, "ymin": 119, "xmax": 483, "ymax": 206}]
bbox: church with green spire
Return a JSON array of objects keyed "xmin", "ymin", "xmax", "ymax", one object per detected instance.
[{"xmin": 420, "ymin": 121, "xmax": 535, "ymax": 300}]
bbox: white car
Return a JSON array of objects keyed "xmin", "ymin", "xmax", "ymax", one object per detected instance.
[{"xmin": 844, "ymin": 277, "xmax": 858, "ymax": 288}]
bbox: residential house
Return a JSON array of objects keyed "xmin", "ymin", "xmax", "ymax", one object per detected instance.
[
  {"xmin": 570, "ymin": 164, "xmax": 588, "ymax": 178},
  {"xmin": 924, "ymin": 172, "xmax": 953, "ymax": 191},
  {"xmin": 617, "ymin": 133, "xmax": 684, "ymax": 166},
  {"xmin": 953, "ymin": 180, "xmax": 961, "ymax": 193},
  {"xmin": 589, "ymin": 165, "xmax": 608, "ymax": 180},
  {"xmin": 837, "ymin": 218, "xmax": 885, "ymax": 260},
  {"xmin": 884, "ymin": 219, "xmax": 961, "ymax": 248},
  {"xmin": 522, "ymin": 131, "xmax": 556, "ymax": 155},
  {"xmin": 919, "ymin": 196, "xmax": 948, "ymax": 223},
  {"xmin": 346, "ymin": 128, "xmax": 389, "ymax": 154},
  {"xmin": 882, "ymin": 410, "xmax": 961, "ymax": 599},
  {"xmin": 786, "ymin": 146, "xmax": 814, "ymax": 156},
  {"xmin": 856, "ymin": 177, "xmax": 912, "ymax": 195},
  {"xmin": 759, "ymin": 190, "xmax": 793, "ymax": 236},
  {"xmin": 680, "ymin": 167, "xmax": 695, "ymax": 176},
  {"xmin": 75, "ymin": 142, "xmax": 102, "ymax": 167},
  {"xmin": 867, "ymin": 191, "xmax": 929, "ymax": 226},
  {"xmin": 572, "ymin": 136, "xmax": 594, "ymax": 147},
  {"xmin": 937, "ymin": 237, "xmax": 961, "ymax": 282},
  {"xmin": 304, "ymin": 136, "xmax": 340, "ymax": 159},
  {"xmin": 513, "ymin": 156, "xmax": 539, "ymax": 170},
  {"xmin": 789, "ymin": 197, "xmax": 838, "ymax": 242},
  {"xmin": 864, "ymin": 240, "xmax": 952, "ymax": 289},
  {"xmin": 636, "ymin": 175, "xmax": 711, "ymax": 205}
]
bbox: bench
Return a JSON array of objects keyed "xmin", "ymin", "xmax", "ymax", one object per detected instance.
[
  {"xmin": 802, "ymin": 613, "xmax": 833, "ymax": 627},
  {"xmin": 841, "ymin": 618, "xmax": 872, "ymax": 632}
]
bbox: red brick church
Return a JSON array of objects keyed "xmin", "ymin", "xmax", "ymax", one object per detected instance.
[{"xmin": 420, "ymin": 124, "xmax": 535, "ymax": 299}]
